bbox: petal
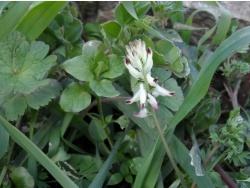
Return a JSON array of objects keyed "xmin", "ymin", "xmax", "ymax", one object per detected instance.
[
  {"xmin": 132, "ymin": 51, "xmax": 143, "ymax": 71},
  {"xmin": 124, "ymin": 59, "xmax": 143, "ymax": 79},
  {"xmin": 154, "ymin": 84, "xmax": 175, "ymax": 96},
  {"xmin": 143, "ymin": 48, "xmax": 153, "ymax": 73},
  {"xmin": 125, "ymin": 88, "xmax": 140, "ymax": 104},
  {"xmin": 133, "ymin": 108, "xmax": 148, "ymax": 118},
  {"xmin": 146, "ymin": 74, "xmax": 158, "ymax": 87},
  {"xmin": 139, "ymin": 83, "xmax": 147, "ymax": 108},
  {"xmin": 148, "ymin": 93, "xmax": 159, "ymax": 109}
]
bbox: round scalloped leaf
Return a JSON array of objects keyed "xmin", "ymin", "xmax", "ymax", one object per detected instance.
[
  {"xmin": 0, "ymin": 31, "xmax": 61, "ymax": 120},
  {"xmin": 62, "ymin": 55, "xmax": 94, "ymax": 82},
  {"xmin": 90, "ymin": 79, "xmax": 120, "ymax": 97},
  {"xmin": 59, "ymin": 82, "xmax": 91, "ymax": 113}
]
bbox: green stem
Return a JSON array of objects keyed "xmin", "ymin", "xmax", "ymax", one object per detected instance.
[
  {"xmin": 143, "ymin": 77, "xmax": 187, "ymax": 188},
  {"xmin": 97, "ymin": 97, "xmax": 114, "ymax": 148},
  {"xmin": 150, "ymin": 106, "xmax": 187, "ymax": 188}
]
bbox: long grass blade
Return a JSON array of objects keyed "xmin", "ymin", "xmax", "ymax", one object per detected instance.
[{"xmin": 0, "ymin": 115, "xmax": 78, "ymax": 188}]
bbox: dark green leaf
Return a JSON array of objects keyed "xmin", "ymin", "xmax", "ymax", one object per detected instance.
[
  {"xmin": 102, "ymin": 55, "xmax": 125, "ymax": 79},
  {"xmin": 0, "ymin": 124, "xmax": 9, "ymax": 159},
  {"xmin": 107, "ymin": 173, "xmax": 123, "ymax": 185},
  {"xmin": 65, "ymin": 18, "xmax": 83, "ymax": 43},
  {"xmin": 115, "ymin": 3, "xmax": 135, "ymax": 26}
]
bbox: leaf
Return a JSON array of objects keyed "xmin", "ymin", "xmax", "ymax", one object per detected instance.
[
  {"xmin": 102, "ymin": 21, "xmax": 121, "ymax": 41},
  {"xmin": 62, "ymin": 55, "xmax": 94, "ymax": 82},
  {"xmin": 59, "ymin": 82, "xmax": 91, "ymax": 113},
  {"xmin": 107, "ymin": 173, "xmax": 123, "ymax": 185},
  {"xmin": 0, "ymin": 116, "xmax": 78, "ymax": 188},
  {"xmin": 10, "ymin": 167, "xmax": 35, "ymax": 188},
  {"xmin": 65, "ymin": 18, "xmax": 83, "ymax": 43},
  {"xmin": 90, "ymin": 79, "xmax": 120, "ymax": 97},
  {"xmin": 0, "ymin": 31, "xmax": 61, "ymax": 121},
  {"xmin": 0, "ymin": 2, "xmax": 32, "ymax": 41},
  {"xmin": 89, "ymin": 117, "xmax": 106, "ymax": 142},
  {"xmin": 82, "ymin": 40, "xmax": 102, "ymax": 57},
  {"xmin": 122, "ymin": 1, "xmax": 138, "ymax": 19},
  {"xmin": 0, "ymin": 123, "xmax": 9, "ymax": 159},
  {"xmin": 16, "ymin": 2, "xmax": 66, "ymax": 41},
  {"xmin": 115, "ymin": 3, "xmax": 135, "ymax": 26},
  {"xmin": 101, "ymin": 54, "xmax": 125, "ymax": 79}
]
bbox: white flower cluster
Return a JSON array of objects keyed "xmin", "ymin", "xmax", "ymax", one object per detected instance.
[{"xmin": 124, "ymin": 39, "xmax": 175, "ymax": 118}]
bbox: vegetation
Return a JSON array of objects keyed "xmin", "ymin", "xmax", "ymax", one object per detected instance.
[{"xmin": 0, "ymin": 2, "xmax": 250, "ymax": 188}]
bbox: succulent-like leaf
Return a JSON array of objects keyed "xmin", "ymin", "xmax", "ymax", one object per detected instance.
[{"xmin": 0, "ymin": 31, "xmax": 61, "ymax": 120}]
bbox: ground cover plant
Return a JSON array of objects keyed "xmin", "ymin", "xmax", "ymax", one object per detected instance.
[{"xmin": 0, "ymin": 1, "xmax": 250, "ymax": 188}]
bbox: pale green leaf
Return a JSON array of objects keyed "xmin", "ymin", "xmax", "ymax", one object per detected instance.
[
  {"xmin": 59, "ymin": 82, "xmax": 91, "ymax": 113},
  {"xmin": 102, "ymin": 54, "xmax": 125, "ymax": 79},
  {"xmin": 0, "ymin": 31, "xmax": 61, "ymax": 120},
  {"xmin": 62, "ymin": 55, "xmax": 94, "ymax": 82},
  {"xmin": 90, "ymin": 79, "xmax": 120, "ymax": 97},
  {"xmin": 82, "ymin": 40, "xmax": 102, "ymax": 57},
  {"xmin": 189, "ymin": 142, "xmax": 204, "ymax": 176},
  {"xmin": 107, "ymin": 173, "xmax": 123, "ymax": 185}
]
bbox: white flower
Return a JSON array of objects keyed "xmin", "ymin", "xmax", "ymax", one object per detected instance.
[
  {"xmin": 147, "ymin": 93, "xmax": 159, "ymax": 109},
  {"xmin": 153, "ymin": 84, "xmax": 175, "ymax": 97},
  {"xmin": 124, "ymin": 39, "xmax": 175, "ymax": 118},
  {"xmin": 124, "ymin": 59, "xmax": 143, "ymax": 79},
  {"xmin": 133, "ymin": 108, "xmax": 148, "ymax": 118}
]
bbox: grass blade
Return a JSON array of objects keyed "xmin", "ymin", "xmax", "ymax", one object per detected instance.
[
  {"xmin": 0, "ymin": 115, "xmax": 78, "ymax": 188},
  {"xmin": 0, "ymin": 2, "xmax": 32, "ymax": 40},
  {"xmin": 16, "ymin": 2, "xmax": 66, "ymax": 41}
]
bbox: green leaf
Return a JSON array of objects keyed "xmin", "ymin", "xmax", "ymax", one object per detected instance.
[
  {"xmin": 16, "ymin": 2, "xmax": 66, "ymax": 41},
  {"xmin": 82, "ymin": 40, "xmax": 102, "ymax": 57},
  {"xmin": 115, "ymin": 3, "xmax": 135, "ymax": 26},
  {"xmin": 90, "ymin": 79, "xmax": 120, "ymax": 97},
  {"xmin": 189, "ymin": 140, "xmax": 204, "ymax": 176},
  {"xmin": 102, "ymin": 54, "xmax": 125, "ymax": 79},
  {"xmin": 65, "ymin": 18, "xmax": 83, "ymax": 43},
  {"xmin": 122, "ymin": 1, "xmax": 138, "ymax": 19},
  {"xmin": 59, "ymin": 82, "xmax": 91, "ymax": 113},
  {"xmin": 107, "ymin": 173, "xmax": 123, "ymax": 185},
  {"xmin": 102, "ymin": 21, "xmax": 121, "ymax": 41},
  {"xmin": 10, "ymin": 167, "xmax": 35, "ymax": 188},
  {"xmin": 62, "ymin": 55, "xmax": 94, "ymax": 82},
  {"xmin": 0, "ymin": 116, "xmax": 78, "ymax": 188},
  {"xmin": 115, "ymin": 115, "xmax": 130, "ymax": 129},
  {"xmin": 0, "ymin": 123, "xmax": 9, "ymax": 159},
  {"xmin": 0, "ymin": 31, "xmax": 61, "ymax": 120},
  {"xmin": 88, "ymin": 116, "xmax": 106, "ymax": 142},
  {"xmin": 0, "ymin": 2, "xmax": 32, "ymax": 41}
]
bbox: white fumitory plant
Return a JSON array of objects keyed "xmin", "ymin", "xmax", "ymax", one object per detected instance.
[{"xmin": 124, "ymin": 39, "xmax": 175, "ymax": 118}]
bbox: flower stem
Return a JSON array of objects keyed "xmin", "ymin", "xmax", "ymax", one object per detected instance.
[
  {"xmin": 150, "ymin": 106, "xmax": 187, "ymax": 188},
  {"xmin": 97, "ymin": 97, "xmax": 114, "ymax": 148},
  {"xmin": 142, "ymin": 74, "xmax": 187, "ymax": 187}
]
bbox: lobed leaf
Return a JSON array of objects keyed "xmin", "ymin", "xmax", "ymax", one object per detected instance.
[{"xmin": 0, "ymin": 31, "xmax": 61, "ymax": 121}]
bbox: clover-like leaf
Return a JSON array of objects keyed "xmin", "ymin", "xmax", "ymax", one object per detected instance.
[
  {"xmin": 0, "ymin": 31, "xmax": 61, "ymax": 121},
  {"xmin": 102, "ymin": 54, "xmax": 125, "ymax": 79},
  {"xmin": 59, "ymin": 82, "xmax": 91, "ymax": 113},
  {"xmin": 62, "ymin": 55, "xmax": 94, "ymax": 82},
  {"xmin": 155, "ymin": 39, "xmax": 190, "ymax": 77},
  {"xmin": 90, "ymin": 79, "xmax": 120, "ymax": 97}
]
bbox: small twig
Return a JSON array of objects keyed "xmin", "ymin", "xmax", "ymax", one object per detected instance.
[{"xmin": 214, "ymin": 165, "xmax": 238, "ymax": 188}]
